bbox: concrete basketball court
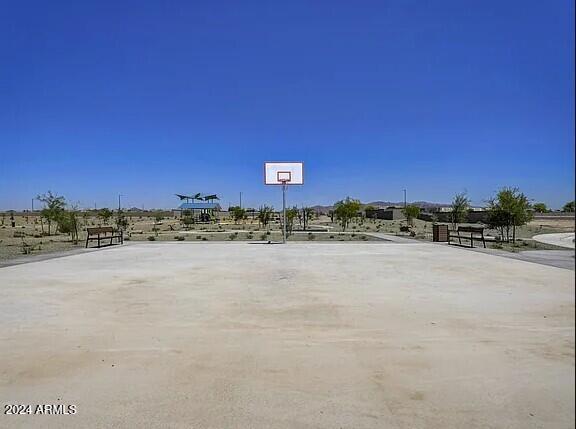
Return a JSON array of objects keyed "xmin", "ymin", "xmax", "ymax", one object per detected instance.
[{"xmin": 0, "ymin": 241, "xmax": 574, "ymax": 428}]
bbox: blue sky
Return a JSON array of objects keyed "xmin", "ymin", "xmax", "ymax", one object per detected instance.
[{"xmin": 1, "ymin": 0, "xmax": 574, "ymax": 210}]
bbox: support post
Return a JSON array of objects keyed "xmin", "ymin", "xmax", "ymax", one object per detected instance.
[{"xmin": 282, "ymin": 182, "xmax": 287, "ymax": 244}]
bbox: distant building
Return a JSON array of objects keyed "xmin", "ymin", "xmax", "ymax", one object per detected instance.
[
  {"xmin": 424, "ymin": 206, "xmax": 489, "ymax": 223},
  {"xmin": 365, "ymin": 207, "xmax": 405, "ymax": 220}
]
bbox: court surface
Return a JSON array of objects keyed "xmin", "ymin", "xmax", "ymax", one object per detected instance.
[{"xmin": 0, "ymin": 242, "xmax": 574, "ymax": 428}]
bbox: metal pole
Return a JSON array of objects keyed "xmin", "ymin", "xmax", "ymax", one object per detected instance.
[
  {"xmin": 118, "ymin": 195, "xmax": 121, "ymax": 211},
  {"xmin": 282, "ymin": 183, "xmax": 287, "ymax": 244},
  {"xmin": 403, "ymin": 189, "xmax": 407, "ymax": 208},
  {"xmin": 239, "ymin": 192, "xmax": 242, "ymax": 209}
]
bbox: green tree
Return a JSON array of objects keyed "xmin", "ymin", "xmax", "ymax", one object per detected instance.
[
  {"xmin": 532, "ymin": 203, "xmax": 548, "ymax": 213},
  {"xmin": 98, "ymin": 208, "xmax": 113, "ymax": 225},
  {"xmin": 37, "ymin": 191, "xmax": 66, "ymax": 235},
  {"xmin": 297, "ymin": 207, "xmax": 315, "ymax": 231},
  {"xmin": 58, "ymin": 208, "xmax": 80, "ymax": 244},
  {"xmin": 231, "ymin": 206, "xmax": 247, "ymax": 224},
  {"xmin": 402, "ymin": 205, "xmax": 421, "ymax": 227},
  {"xmin": 285, "ymin": 207, "xmax": 299, "ymax": 236},
  {"xmin": 181, "ymin": 210, "xmax": 194, "ymax": 228},
  {"xmin": 450, "ymin": 192, "xmax": 470, "ymax": 230},
  {"xmin": 258, "ymin": 205, "xmax": 274, "ymax": 229},
  {"xmin": 563, "ymin": 201, "xmax": 575, "ymax": 212},
  {"xmin": 334, "ymin": 197, "xmax": 361, "ymax": 231},
  {"xmin": 487, "ymin": 187, "xmax": 533, "ymax": 243},
  {"xmin": 115, "ymin": 209, "xmax": 129, "ymax": 231}
]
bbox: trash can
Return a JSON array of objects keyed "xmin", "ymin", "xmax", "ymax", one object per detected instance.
[{"xmin": 433, "ymin": 224, "xmax": 449, "ymax": 242}]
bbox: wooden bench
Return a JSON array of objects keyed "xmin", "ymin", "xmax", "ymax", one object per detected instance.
[
  {"xmin": 448, "ymin": 226, "xmax": 486, "ymax": 248},
  {"xmin": 85, "ymin": 227, "xmax": 123, "ymax": 248}
]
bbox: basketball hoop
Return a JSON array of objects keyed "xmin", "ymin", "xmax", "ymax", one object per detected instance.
[
  {"xmin": 264, "ymin": 162, "xmax": 304, "ymax": 243},
  {"xmin": 277, "ymin": 171, "xmax": 292, "ymax": 183}
]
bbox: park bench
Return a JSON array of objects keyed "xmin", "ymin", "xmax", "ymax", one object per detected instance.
[
  {"xmin": 85, "ymin": 227, "xmax": 123, "ymax": 248},
  {"xmin": 448, "ymin": 226, "xmax": 486, "ymax": 248}
]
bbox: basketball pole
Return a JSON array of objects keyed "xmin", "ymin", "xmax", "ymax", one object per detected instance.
[{"xmin": 282, "ymin": 182, "xmax": 287, "ymax": 244}]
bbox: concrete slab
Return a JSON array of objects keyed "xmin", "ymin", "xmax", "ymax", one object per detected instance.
[
  {"xmin": 533, "ymin": 233, "xmax": 575, "ymax": 249},
  {"xmin": 0, "ymin": 242, "xmax": 574, "ymax": 428},
  {"xmin": 437, "ymin": 243, "xmax": 575, "ymax": 271}
]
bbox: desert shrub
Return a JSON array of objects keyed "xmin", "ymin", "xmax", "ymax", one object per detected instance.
[
  {"xmin": 124, "ymin": 237, "xmax": 131, "ymax": 241},
  {"xmin": 196, "ymin": 235, "xmax": 202, "ymax": 239},
  {"xmin": 351, "ymin": 233, "xmax": 356, "ymax": 237},
  {"xmin": 329, "ymin": 235, "xmax": 334, "ymax": 239},
  {"xmin": 260, "ymin": 234, "xmax": 267, "ymax": 240},
  {"xmin": 174, "ymin": 236, "xmax": 185, "ymax": 241},
  {"xmin": 202, "ymin": 237, "xmax": 207, "ymax": 241},
  {"xmin": 229, "ymin": 233, "xmax": 236, "ymax": 240},
  {"xmin": 147, "ymin": 236, "xmax": 156, "ymax": 241},
  {"xmin": 361, "ymin": 235, "xmax": 368, "ymax": 240},
  {"xmin": 308, "ymin": 233, "xmax": 315, "ymax": 240}
]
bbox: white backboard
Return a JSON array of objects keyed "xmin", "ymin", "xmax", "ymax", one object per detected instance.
[{"xmin": 264, "ymin": 162, "xmax": 304, "ymax": 185}]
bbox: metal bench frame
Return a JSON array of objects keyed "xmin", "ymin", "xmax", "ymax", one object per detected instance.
[
  {"xmin": 448, "ymin": 226, "xmax": 486, "ymax": 248},
  {"xmin": 85, "ymin": 227, "xmax": 124, "ymax": 248}
]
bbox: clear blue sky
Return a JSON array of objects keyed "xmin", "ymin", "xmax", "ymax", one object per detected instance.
[{"xmin": 1, "ymin": 0, "xmax": 574, "ymax": 210}]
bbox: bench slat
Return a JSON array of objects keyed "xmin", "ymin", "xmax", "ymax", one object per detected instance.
[{"xmin": 87, "ymin": 227, "xmax": 115, "ymax": 234}]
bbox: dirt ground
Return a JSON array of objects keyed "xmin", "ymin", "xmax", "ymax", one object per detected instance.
[
  {"xmin": 0, "ymin": 242, "xmax": 573, "ymax": 428},
  {"xmin": 0, "ymin": 212, "xmax": 573, "ymax": 263}
]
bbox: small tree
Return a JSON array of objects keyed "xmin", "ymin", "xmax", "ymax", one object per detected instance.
[
  {"xmin": 328, "ymin": 210, "xmax": 335, "ymax": 223},
  {"xmin": 487, "ymin": 207, "xmax": 509, "ymax": 242},
  {"xmin": 563, "ymin": 201, "xmax": 575, "ymax": 212},
  {"xmin": 115, "ymin": 209, "xmax": 129, "ymax": 231},
  {"xmin": 153, "ymin": 212, "xmax": 163, "ymax": 236},
  {"xmin": 285, "ymin": 207, "xmax": 298, "ymax": 236},
  {"xmin": 37, "ymin": 191, "xmax": 66, "ymax": 235},
  {"xmin": 487, "ymin": 187, "xmax": 533, "ymax": 243},
  {"xmin": 402, "ymin": 205, "xmax": 420, "ymax": 227},
  {"xmin": 532, "ymin": 203, "xmax": 548, "ymax": 213},
  {"xmin": 98, "ymin": 208, "xmax": 113, "ymax": 225},
  {"xmin": 297, "ymin": 207, "xmax": 315, "ymax": 231},
  {"xmin": 82, "ymin": 211, "xmax": 90, "ymax": 227},
  {"xmin": 231, "ymin": 206, "xmax": 247, "ymax": 224},
  {"xmin": 450, "ymin": 192, "xmax": 470, "ymax": 230},
  {"xmin": 333, "ymin": 197, "xmax": 361, "ymax": 231},
  {"xmin": 58, "ymin": 209, "xmax": 80, "ymax": 244},
  {"xmin": 258, "ymin": 205, "xmax": 274, "ymax": 229}
]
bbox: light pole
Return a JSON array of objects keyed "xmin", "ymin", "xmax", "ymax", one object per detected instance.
[
  {"xmin": 239, "ymin": 192, "xmax": 242, "ymax": 209},
  {"xmin": 118, "ymin": 194, "xmax": 125, "ymax": 211},
  {"xmin": 403, "ymin": 189, "xmax": 407, "ymax": 209},
  {"xmin": 282, "ymin": 183, "xmax": 287, "ymax": 244}
]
